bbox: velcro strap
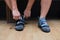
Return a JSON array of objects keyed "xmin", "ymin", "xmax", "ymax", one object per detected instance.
[{"xmin": 16, "ymin": 20, "xmax": 25, "ymax": 26}]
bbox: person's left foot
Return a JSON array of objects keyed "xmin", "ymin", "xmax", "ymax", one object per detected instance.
[
  {"xmin": 15, "ymin": 16, "xmax": 25, "ymax": 31},
  {"xmin": 38, "ymin": 18, "xmax": 50, "ymax": 33}
]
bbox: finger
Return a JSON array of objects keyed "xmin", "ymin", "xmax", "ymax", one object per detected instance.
[
  {"xmin": 13, "ymin": 17, "xmax": 18, "ymax": 20},
  {"xmin": 13, "ymin": 16, "xmax": 20, "ymax": 20},
  {"xmin": 24, "ymin": 14, "xmax": 29, "ymax": 18}
]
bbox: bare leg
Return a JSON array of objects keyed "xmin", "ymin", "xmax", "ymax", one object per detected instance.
[
  {"xmin": 5, "ymin": 0, "xmax": 12, "ymax": 10},
  {"xmin": 5, "ymin": 0, "xmax": 21, "ymax": 20},
  {"xmin": 38, "ymin": 0, "xmax": 52, "ymax": 33},
  {"xmin": 40, "ymin": 0, "xmax": 52, "ymax": 18}
]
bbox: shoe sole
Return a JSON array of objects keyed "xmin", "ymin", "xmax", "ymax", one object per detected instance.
[{"xmin": 38, "ymin": 24, "xmax": 50, "ymax": 33}]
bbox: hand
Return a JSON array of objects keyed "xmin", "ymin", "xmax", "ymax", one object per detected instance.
[
  {"xmin": 12, "ymin": 10, "xmax": 21, "ymax": 20},
  {"xmin": 24, "ymin": 10, "xmax": 31, "ymax": 18}
]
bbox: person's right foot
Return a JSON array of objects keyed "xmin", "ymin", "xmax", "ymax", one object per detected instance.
[
  {"xmin": 38, "ymin": 18, "xmax": 50, "ymax": 33},
  {"xmin": 15, "ymin": 16, "xmax": 25, "ymax": 31}
]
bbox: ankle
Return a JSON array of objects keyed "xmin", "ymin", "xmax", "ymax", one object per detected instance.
[{"xmin": 39, "ymin": 17, "xmax": 45, "ymax": 20}]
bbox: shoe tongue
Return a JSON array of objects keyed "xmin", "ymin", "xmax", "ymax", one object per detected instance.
[
  {"xmin": 19, "ymin": 16, "xmax": 23, "ymax": 20},
  {"xmin": 20, "ymin": 16, "xmax": 25, "ymax": 20},
  {"xmin": 20, "ymin": 17, "xmax": 23, "ymax": 20}
]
